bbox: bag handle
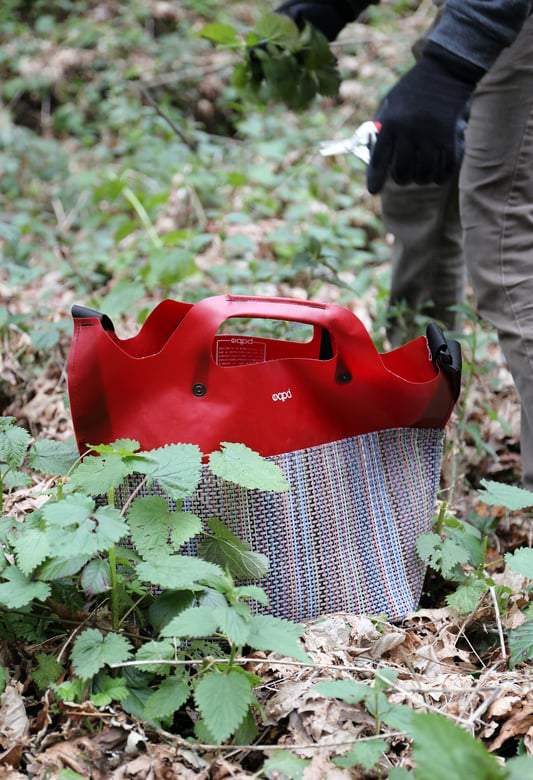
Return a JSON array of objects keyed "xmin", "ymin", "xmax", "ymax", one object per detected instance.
[{"xmin": 174, "ymin": 294, "xmax": 379, "ymax": 362}]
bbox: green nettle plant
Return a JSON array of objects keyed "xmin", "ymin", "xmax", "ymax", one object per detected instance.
[
  {"xmin": 416, "ymin": 482, "xmax": 533, "ymax": 668},
  {"xmin": 200, "ymin": 13, "xmax": 341, "ymax": 110},
  {"xmin": 0, "ymin": 419, "xmax": 310, "ymax": 743}
]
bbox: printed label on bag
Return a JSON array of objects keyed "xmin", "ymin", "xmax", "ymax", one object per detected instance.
[
  {"xmin": 215, "ymin": 337, "xmax": 267, "ymax": 367},
  {"xmin": 272, "ymin": 389, "xmax": 292, "ymax": 402}
]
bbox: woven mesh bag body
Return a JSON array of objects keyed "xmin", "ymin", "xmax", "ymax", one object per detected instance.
[{"xmin": 117, "ymin": 427, "xmax": 444, "ymax": 622}]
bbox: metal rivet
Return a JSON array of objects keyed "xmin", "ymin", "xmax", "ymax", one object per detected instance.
[
  {"xmin": 336, "ymin": 372, "xmax": 352, "ymax": 384},
  {"xmin": 192, "ymin": 383, "xmax": 206, "ymax": 397}
]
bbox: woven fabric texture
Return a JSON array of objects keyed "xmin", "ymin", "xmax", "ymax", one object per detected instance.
[{"xmin": 118, "ymin": 427, "xmax": 445, "ymax": 622}]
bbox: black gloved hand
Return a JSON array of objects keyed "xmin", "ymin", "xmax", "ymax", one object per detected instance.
[
  {"xmin": 367, "ymin": 42, "xmax": 484, "ymax": 194},
  {"xmin": 274, "ymin": 0, "xmax": 378, "ymax": 41}
]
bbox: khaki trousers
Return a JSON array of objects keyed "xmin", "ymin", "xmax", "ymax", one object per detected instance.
[{"xmin": 460, "ymin": 14, "xmax": 533, "ymax": 488}]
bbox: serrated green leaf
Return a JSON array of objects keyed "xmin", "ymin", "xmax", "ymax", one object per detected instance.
[
  {"xmin": 147, "ymin": 590, "xmax": 195, "ymax": 635},
  {"xmin": 91, "ymin": 674, "xmax": 129, "ymax": 706},
  {"xmin": 81, "ymin": 558, "xmax": 110, "ymax": 595},
  {"xmin": 144, "ymin": 675, "xmax": 189, "ymax": 721},
  {"xmin": 0, "ymin": 566, "xmax": 51, "ymax": 607},
  {"xmin": 263, "ymin": 750, "xmax": 311, "ymax": 780},
  {"xmin": 29, "ymin": 437, "xmax": 79, "ymax": 476},
  {"xmin": 14, "ymin": 527, "xmax": 50, "ymax": 575},
  {"xmin": 194, "ymin": 670, "xmax": 255, "ymax": 744},
  {"xmin": 128, "ymin": 496, "xmax": 201, "ymax": 560},
  {"xmin": 479, "ymin": 479, "xmax": 533, "ymax": 510},
  {"xmin": 68, "ymin": 452, "xmax": 137, "ymax": 495},
  {"xmin": 198, "ymin": 535, "xmax": 269, "ymax": 580},
  {"xmin": 208, "ymin": 443, "xmax": 289, "ymax": 491},
  {"xmin": 334, "ymin": 738, "xmax": 388, "ymax": 770},
  {"xmin": 90, "ymin": 439, "xmax": 140, "ymax": 456},
  {"xmin": 314, "ymin": 678, "xmax": 370, "ymax": 705},
  {"xmin": 416, "ymin": 532, "xmax": 443, "ymax": 562},
  {"xmin": 0, "ymin": 418, "xmax": 31, "ymax": 469},
  {"xmin": 42, "ymin": 493, "xmax": 95, "ymax": 528},
  {"xmin": 505, "ymin": 547, "xmax": 533, "ymax": 579},
  {"xmin": 246, "ymin": 614, "xmax": 311, "ymax": 662},
  {"xmin": 446, "ymin": 577, "xmax": 488, "ymax": 614},
  {"xmin": 71, "ymin": 628, "xmax": 133, "ymax": 679},
  {"xmin": 92, "ymin": 505, "xmax": 128, "ymax": 550},
  {"xmin": 257, "ymin": 13, "xmax": 300, "ymax": 48},
  {"xmin": 136, "ymin": 555, "xmax": 224, "ymax": 590},
  {"xmin": 233, "ymin": 585, "xmax": 270, "ymax": 606},
  {"xmin": 37, "ymin": 553, "xmax": 91, "ymax": 580},
  {"xmin": 140, "ymin": 443, "xmax": 202, "ymax": 500},
  {"xmin": 505, "ymin": 755, "xmax": 533, "ymax": 780},
  {"xmin": 198, "ymin": 22, "xmax": 240, "ymax": 46},
  {"xmin": 508, "ymin": 619, "xmax": 533, "ymax": 669},
  {"xmin": 33, "ymin": 652, "xmax": 63, "ymax": 690},
  {"xmin": 217, "ymin": 603, "xmax": 252, "ymax": 646},
  {"xmin": 135, "ymin": 638, "xmax": 177, "ymax": 674},
  {"xmin": 409, "ymin": 712, "xmax": 505, "ymax": 780},
  {"xmin": 160, "ymin": 605, "xmax": 219, "ymax": 639}
]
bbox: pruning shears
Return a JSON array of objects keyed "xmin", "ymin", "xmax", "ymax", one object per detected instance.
[{"xmin": 319, "ymin": 120, "xmax": 381, "ymax": 165}]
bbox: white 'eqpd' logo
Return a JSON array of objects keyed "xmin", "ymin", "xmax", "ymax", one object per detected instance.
[{"xmin": 272, "ymin": 389, "xmax": 292, "ymax": 402}]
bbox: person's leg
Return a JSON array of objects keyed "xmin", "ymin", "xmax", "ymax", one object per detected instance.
[
  {"xmin": 460, "ymin": 14, "xmax": 533, "ymax": 488},
  {"xmin": 381, "ymin": 173, "xmax": 464, "ymax": 347},
  {"xmin": 381, "ymin": 0, "xmax": 464, "ymax": 347}
]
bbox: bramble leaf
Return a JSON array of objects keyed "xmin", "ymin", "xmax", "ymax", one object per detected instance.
[
  {"xmin": 71, "ymin": 628, "xmax": 133, "ymax": 679},
  {"xmin": 92, "ymin": 505, "xmax": 128, "ymax": 550},
  {"xmin": 42, "ymin": 493, "xmax": 94, "ymax": 528},
  {"xmin": 208, "ymin": 442, "xmax": 289, "ymax": 491},
  {"xmin": 135, "ymin": 638, "xmax": 177, "ymax": 674},
  {"xmin": 194, "ymin": 670, "xmax": 255, "ymax": 744}
]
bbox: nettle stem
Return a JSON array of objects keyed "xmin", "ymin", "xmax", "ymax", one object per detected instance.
[{"xmin": 107, "ymin": 486, "xmax": 120, "ymax": 631}]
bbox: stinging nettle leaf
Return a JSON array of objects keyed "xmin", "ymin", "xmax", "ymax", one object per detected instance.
[
  {"xmin": 479, "ymin": 479, "xmax": 533, "ymax": 510},
  {"xmin": 0, "ymin": 418, "xmax": 31, "ymax": 469},
  {"xmin": 504, "ymin": 547, "xmax": 533, "ymax": 579},
  {"xmin": 246, "ymin": 614, "xmax": 311, "ymax": 663},
  {"xmin": 160, "ymin": 605, "xmax": 219, "ymax": 639},
  {"xmin": 136, "ymin": 555, "xmax": 224, "ymax": 590},
  {"xmin": 71, "ymin": 628, "xmax": 133, "ymax": 679},
  {"xmin": 144, "ymin": 675, "xmax": 189, "ymax": 721},
  {"xmin": 29, "ymin": 437, "xmax": 80, "ymax": 476},
  {"xmin": 0, "ymin": 566, "xmax": 51, "ymax": 608},
  {"xmin": 139, "ymin": 443, "xmax": 202, "ymax": 500},
  {"xmin": 194, "ymin": 670, "xmax": 255, "ymax": 744},
  {"xmin": 208, "ymin": 442, "xmax": 289, "ymax": 492},
  {"xmin": 508, "ymin": 619, "xmax": 533, "ymax": 669}
]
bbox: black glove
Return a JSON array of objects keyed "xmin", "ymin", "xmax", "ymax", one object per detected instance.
[
  {"xmin": 274, "ymin": 0, "xmax": 378, "ymax": 41},
  {"xmin": 367, "ymin": 42, "xmax": 484, "ymax": 194}
]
